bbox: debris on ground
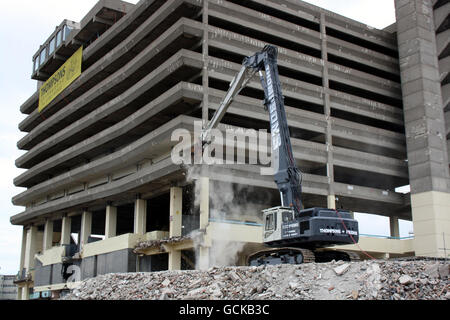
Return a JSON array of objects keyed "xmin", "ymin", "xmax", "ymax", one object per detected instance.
[{"xmin": 61, "ymin": 260, "xmax": 449, "ymax": 300}]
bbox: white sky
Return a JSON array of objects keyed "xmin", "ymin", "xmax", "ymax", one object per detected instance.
[{"xmin": 0, "ymin": 0, "xmax": 411, "ymax": 275}]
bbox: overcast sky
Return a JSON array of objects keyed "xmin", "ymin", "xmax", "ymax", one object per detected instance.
[{"xmin": 0, "ymin": 0, "xmax": 412, "ymax": 275}]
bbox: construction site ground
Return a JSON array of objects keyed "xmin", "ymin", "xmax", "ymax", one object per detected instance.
[{"xmin": 62, "ymin": 259, "xmax": 449, "ymax": 300}]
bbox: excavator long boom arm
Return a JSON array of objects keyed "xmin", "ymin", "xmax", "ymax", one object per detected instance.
[{"xmin": 202, "ymin": 45, "xmax": 303, "ymax": 215}]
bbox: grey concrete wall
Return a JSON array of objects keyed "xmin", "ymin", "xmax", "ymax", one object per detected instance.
[
  {"xmin": 96, "ymin": 249, "xmax": 136, "ymax": 276},
  {"xmin": 51, "ymin": 263, "xmax": 64, "ymax": 285},
  {"xmin": 81, "ymin": 256, "xmax": 97, "ymax": 280},
  {"xmin": 395, "ymin": 0, "xmax": 450, "ymax": 194},
  {"xmin": 34, "ymin": 260, "xmax": 52, "ymax": 287}
]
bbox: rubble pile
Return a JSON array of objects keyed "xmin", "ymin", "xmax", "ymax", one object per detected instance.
[
  {"xmin": 376, "ymin": 260, "xmax": 449, "ymax": 300},
  {"xmin": 62, "ymin": 260, "xmax": 449, "ymax": 300}
]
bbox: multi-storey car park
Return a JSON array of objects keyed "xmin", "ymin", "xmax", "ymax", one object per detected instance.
[{"xmin": 10, "ymin": 0, "xmax": 450, "ymax": 300}]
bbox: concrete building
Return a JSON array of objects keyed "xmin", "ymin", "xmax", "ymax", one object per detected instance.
[
  {"xmin": 10, "ymin": 0, "xmax": 449, "ymax": 299},
  {"xmin": 0, "ymin": 275, "xmax": 17, "ymax": 300}
]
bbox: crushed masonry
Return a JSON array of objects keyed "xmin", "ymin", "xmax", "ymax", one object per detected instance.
[{"xmin": 62, "ymin": 260, "xmax": 449, "ymax": 300}]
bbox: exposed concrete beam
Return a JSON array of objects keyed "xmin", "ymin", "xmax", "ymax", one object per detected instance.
[
  {"xmin": 210, "ymin": 58, "xmax": 403, "ymax": 130},
  {"xmin": 208, "ymin": 86, "xmax": 405, "ymax": 158},
  {"xmin": 13, "ymin": 115, "xmax": 193, "ymax": 204},
  {"xmin": 332, "ymin": 117, "xmax": 406, "ymax": 153},
  {"xmin": 14, "ymin": 85, "xmax": 198, "ymax": 188},
  {"xmin": 442, "ymin": 82, "xmax": 450, "ymax": 110},
  {"xmin": 438, "ymin": 55, "xmax": 450, "ymax": 82},
  {"xmin": 93, "ymin": 16, "xmax": 114, "ymax": 26},
  {"xmin": 433, "ymin": 2, "xmax": 450, "ymax": 32},
  {"xmin": 208, "ymin": 0, "xmax": 321, "ymax": 51},
  {"xmin": 327, "ymin": 35, "xmax": 399, "ymax": 74},
  {"xmin": 436, "ymin": 28, "xmax": 450, "ymax": 57},
  {"xmin": 11, "ymin": 156, "xmax": 181, "ymax": 225},
  {"xmin": 329, "ymin": 90, "xmax": 403, "ymax": 126},
  {"xmin": 249, "ymin": 0, "xmax": 396, "ymax": 49},
  {"xmin": 189, "ymin": 163, "xmax": 406, "ymax": 213},
  {"xmin": 333, "ymin": 146, "xmax": 409, "ymax": 178}
]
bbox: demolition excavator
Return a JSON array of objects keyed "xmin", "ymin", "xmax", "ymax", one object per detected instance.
[{"xmin": 201, "ymin": 45, "xmax": 360, "ymax": 265}]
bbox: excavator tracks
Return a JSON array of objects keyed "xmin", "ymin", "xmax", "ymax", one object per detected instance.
[
  {"xmin": 248, "ymin": 248, "xmax": 361, "ymax": 266},
  {"xmin": 247, "ymin": 247, "xmax": 315, "ymax": 266},
  {"xmin": 311, "ymin": 249, "xmax": 361, "ymax": 263}
]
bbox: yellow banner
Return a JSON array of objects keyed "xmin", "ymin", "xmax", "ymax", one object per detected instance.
[{"xmin": 38, "ymin": 46, "xmax": 83, "ymax": 112}]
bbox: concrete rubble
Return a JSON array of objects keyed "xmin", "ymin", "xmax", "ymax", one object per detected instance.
[
  {"xmin": 134, "ymin": 232, "xmax": 203, "ymax": 253},
  {"xmin": 134, "ymin": 236, "xmax": 193, "ymax": 252},
  {"xmin": 62, "ymin": 259, "xmax": 449, "ymax": 300}
]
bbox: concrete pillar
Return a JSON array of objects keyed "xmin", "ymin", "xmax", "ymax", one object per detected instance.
[
  {"xmin": 134, "ymin": 198, "xmax": 147, "ymax": 235},
  {"xmin": 168, "ymin": 187, "xmax": 183, "ymax": 270},
  {"xmin": 390, "ymin": 216, "xmax": 400, "ymax": 239},
  {"xmin": 202, "ymin": 0, "xmax": 209, "ymax": 126},
  {"xmin": 16, "ymin": 286, "xmax": 23, "ymax": 301},
  {"xmin": 60, "ymin": 215, "xmax": 71, "ymax": 246},
  {"xmin": 168, "ymin": 250, "xmax": 181, "ymax": 271},
  {"xmin": 327, "ymin": 195, "xmax": 336, "ymax": 210},
  {"xmin": 43, "ymin": 219, "xmax": 54, "ymax": 250},
  {"xmin": 320, "ymin": 13, "xmax": 336, "ymax": 209},
  {"xmin": 198, "ymin": 177, "xmax": 210, "ymax": 269},
  {"xmin": 19, "ymin": 227, "xmax": 27, "ymax": 274},
  {"xmin": 198, "ymin": 246, "xmax": 210, "ymax": 270},
  {"xmin": 21, "ymin": 285, "xmax": 29, "ymax": 301},
  {"xmin": 105, "ymin": 205, "xmax": 117, "ymax": 239},
  {"xmin": 24, "ymin": 226, "xmax": 38, "ymax": 272},
  {"xmin": 410, "ymin": 192, "xmax": 450, "ymax": 257},
  {"xmin": 17, "ymin": 230, "xmax": 27, "ymax": 301},
  {"xmin": 80, "ymin": 211, "xmax": 92, "ymax": 249},
  {"xmin": 169, "ymin": 187, "xmax": 183, "ymax": 237},
  {"xmin": 199, "ymin": 177, "xmax": 209, "ymax": 229},
  {"xmin": 395, "ymin": 0, "xmax": 450, "ymax": 257}
]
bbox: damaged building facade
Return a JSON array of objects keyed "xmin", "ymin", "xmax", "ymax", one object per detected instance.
[{"xmin": 11, "ymin": 0, "xmax": 450, "ymax": 299}]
